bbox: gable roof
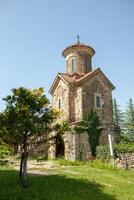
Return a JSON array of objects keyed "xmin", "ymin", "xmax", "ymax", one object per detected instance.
[{"xmin": 49, "ymin": 68, "xmax": 115, "ymax": 95}]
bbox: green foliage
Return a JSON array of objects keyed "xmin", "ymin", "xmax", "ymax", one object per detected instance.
[
  {"xmin": 55, "ymin": 158, "xmax": 85, "ymax": 166},
  {"xmin": 112, "ymin": 98, "xmax": 123, "ymax": 143},
  {"xmin": 1, "ymin": 87, "xmax": 56, "ymax": 147},
  {"xmin": 97, "ymin": 145, "xmax": 110, "ymax": 159},
  {"xmin": 120, "ymin": 132, "xmax": 134, "ymax": 143},
  {"xmin": 113, "ymin": 98, "xmax": 123, "ymax": 127},
  {"xmin": 97, "ymin": 143, "xmax": 134, "ymax": 159},
  {"xmin": 1, "ymin": 160, "xmax": 134, "ymax": 199},
  {"xmin": 123, "ymin": 98, "xmax": 134, "ymax": 139},
  {"xmin": 35, "ymin": 155, "xmax": 48, "ymax": 162},
  {"xmin": 53, "ymin": 121, "xmax": 70, "ymax": 137},
  {"xmin": 0, "ymin": 139, "xmax": 11, "ymax": 159},
  {"xmin": 87, "ymin": 159, "xmax": 114, "ymax": 170},
  {"xmin": 112, "ymin": 97, "xmax": 134, "ymax": 143},
  {"xmin": 0, "ymin": 146, "xmax": 11, "ymax": 159},
  {"xmin": 0, "ymin": 113, "xmax": 17, "ymax": 148},
  {"xmin": 55, "ymin": 158, "xmax": 114, "ymax": 169},
  {"xmin": 75, "ymin": 109, "xmax": 102, "ymax": 157},
  {"xmin": 0, "ymin": 149, "xmax": 10, "ymax": 159},
  {"xmin": 1, "ymin": 87, "xmax": 57, "ymax": 187},
  {"xmin": 115, "ymin": 143, "xmax": 134, "ymax": 153}
]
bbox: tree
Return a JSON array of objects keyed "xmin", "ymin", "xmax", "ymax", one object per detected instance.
[
  {"xmin": 113, "ymin": 98, "xmax": 123, "ymax": 126},
  {"xmin": 0, "ymin": 112, "xmax": 21, "ymax": 154},
  {"xmin": 53, "ymin": 121, "xmax": 70, "ymax": 137},
  {"xmin": 74, "ymin": 109, "xmax": 102, "ymax": 157},
  {"xmin": 2, "ymin": 87, "xmax": 56, "ymax": 188},
  {"xmin": 112, "ymin": 98, "xmax": 123, "ymax": 143},
  {"xmin": 124, "ymin": 98, "xmax": 134, "ymax": 141}
]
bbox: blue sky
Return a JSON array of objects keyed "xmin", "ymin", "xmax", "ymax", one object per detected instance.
[{"xmin": 0, "ymin": 0, "xmax": 134, "ymax": 111}]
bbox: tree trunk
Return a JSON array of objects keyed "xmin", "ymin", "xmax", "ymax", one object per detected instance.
[
  {"xmin": 19, "ymin": 152, "xmax": 24, "ymax": 180},
  {"xmin": 21, "ymin": 151, "xmax": 28, "ymax": 188},
  {"xmin": 19, "ymin": 134, "xmax": 28, "ymax": 188}
]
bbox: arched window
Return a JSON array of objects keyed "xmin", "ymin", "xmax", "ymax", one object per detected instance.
[{"xmin": 94, "ymin": 93, "xmax": 102, "ymax": 109}]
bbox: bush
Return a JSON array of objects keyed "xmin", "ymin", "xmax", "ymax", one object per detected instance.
[
  {"xmin": 97, "ymin": 143, "xmax": 134, "ymax": 159},
  {"xmin": 96, "ymin": 145, "xmax": 110, "ymax": 159},
  {"xmin": 88, "ymin": 159, "xmax": 114, "ymax": 170},
  {"xmin": 115, "ymin": 143, "xmax": 134, "ymax": 153},
  {"xmin": 36, "ymin": 155, "xmax": 48, "ymax": 162},
  {"xmin": 0, "ymin": 145, "xmax": 11, "ymax": 159},
  {"xmin": 55, "ymin": 158, "xmax": 115, "ymax": 171},
  {"xmin": 55, "ymin": 158, "xmax": 85, "ymax": 166}
]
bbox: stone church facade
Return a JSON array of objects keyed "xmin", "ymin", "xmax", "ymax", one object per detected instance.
[{"xmin": 49, "ymin": 39, "xmax": 115, "ymax": 161}]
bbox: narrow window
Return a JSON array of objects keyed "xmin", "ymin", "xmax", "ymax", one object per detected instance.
[
  {"xmin": 58, "ymin": 98, "xmax": 61, "ymax": 109},
  {"xmin": 94, "ymin": 93, "xmax": 102, "ymax": 109},
  {"xmin": 86, "ymin": 59, "xmax": 88, "ymax": 71},
  {"xmin": 71, "ymin": 58, "xmax": 75, "ymax": 74},
  {"xmin": 96, "ymin": 96, "xmax": 101, "ymax": 108}
]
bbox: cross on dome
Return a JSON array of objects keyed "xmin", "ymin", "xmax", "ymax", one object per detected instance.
[{"xmin": 77, "ymin": 35, "xmax": 80, "ymax": 43}]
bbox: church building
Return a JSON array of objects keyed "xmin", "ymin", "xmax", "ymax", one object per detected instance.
[{"xmin": 49, "ymin": 38, "xmax": 115, "ymax": 160}]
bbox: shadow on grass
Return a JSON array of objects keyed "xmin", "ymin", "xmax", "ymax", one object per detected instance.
[{"xmin": 0, "ymin": 169, "xmax": 116, "ymax": 200}]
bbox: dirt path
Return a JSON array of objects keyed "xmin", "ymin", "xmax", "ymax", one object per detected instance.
[
  {"xmin": 9, "ymin": 159, "xmax": 59, "ymax": 175},
  {"xmin": 9, "ymin": 158, "xmax": 79, "ymax": 176}
]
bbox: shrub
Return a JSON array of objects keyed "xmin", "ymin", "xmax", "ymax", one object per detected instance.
[
  {"xmin": 0, "ymin": 145, "xmax": 11, "ymax": 159},
  {"xmin": 96, "ymin": 145, "xmax": 110, "ymax": 159},
  {"xmin": 115, "ymin": 143, "xmax": 134, "ymax": 153},
  {"xmin": 36, "ymin": 155, "xmax": 48, "ymax": 162},
  {"xmin": 88, "ymin": 159, "xmax": 114, "ymax": 170},
  {"xmin": 55, "ymin": 158, "xmax": 85, "ymax": 166},
  {"xmin": 97, "ymin": 143, "xmax": 134, "ymax": 159}
]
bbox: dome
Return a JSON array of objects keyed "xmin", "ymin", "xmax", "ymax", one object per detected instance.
[{"xmin": 62, "ymin": 42, "xmax": 95, "ymax": 58}]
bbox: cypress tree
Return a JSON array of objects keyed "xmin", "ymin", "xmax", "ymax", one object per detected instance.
[{"xmin": 125, "ymin": 98, "xmax": 134, "ymax": 136}]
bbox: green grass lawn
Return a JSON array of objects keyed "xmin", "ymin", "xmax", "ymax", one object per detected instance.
[{"xmin": 0, "ymin": 159, "xmax": 134, "ymax": 200}]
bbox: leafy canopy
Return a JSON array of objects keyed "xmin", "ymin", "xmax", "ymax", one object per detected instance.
[{"xmin": 1, "ymin": 87, "xmax": 56, "ymax": 146}]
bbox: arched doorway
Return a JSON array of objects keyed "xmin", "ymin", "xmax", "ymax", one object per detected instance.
[{"xmin": 55, "ymin": 135, "xmax": 65, "ymax": 158}]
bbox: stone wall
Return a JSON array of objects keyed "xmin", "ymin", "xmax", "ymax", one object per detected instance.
[
  {"xmin": 64, "ymin": 132, "xmax": 76, "ymax": 161},
  {"xmin": 69, "ymin": 86, "xmax": 83, "ymax": 123},
  {"xmin": 75, "ymin": 132, "xmax": 91, "ymax": 160},
  {"xmin": 69, "ymin": 87, "xmax": 76, "ymax": 122},
  {"xmin": 66, "ymin": 52, "xmax": 92, "ymax": 75},
  {"xmin": 81, "ymin": 75, "xmax": 113, "ymax": 145},
  {"xmin": 52, "ymin": 79, "xmax": 69, "ymax": 121},
  {"xmin": 82, "ymin": 75, "xmax": 113, "ymax": 125},
  {"xmin": 51, "ymin": 72, "xmax": 114, "ymax": 160},
  {"xmin": 48, "ymin": 131, "xmax": 76, "ymax": 161},
  {"xmin": 115, "ymin": 152, "xmax": 134, "ymax": 169},
  {"xmin": 75, "ymin": 87, "xmax": 83, "ymax": 121}
]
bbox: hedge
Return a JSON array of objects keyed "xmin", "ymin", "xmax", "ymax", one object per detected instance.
[{"xmin": 97, "ymin": 143, "xmax": 134, "ymax": 159}]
